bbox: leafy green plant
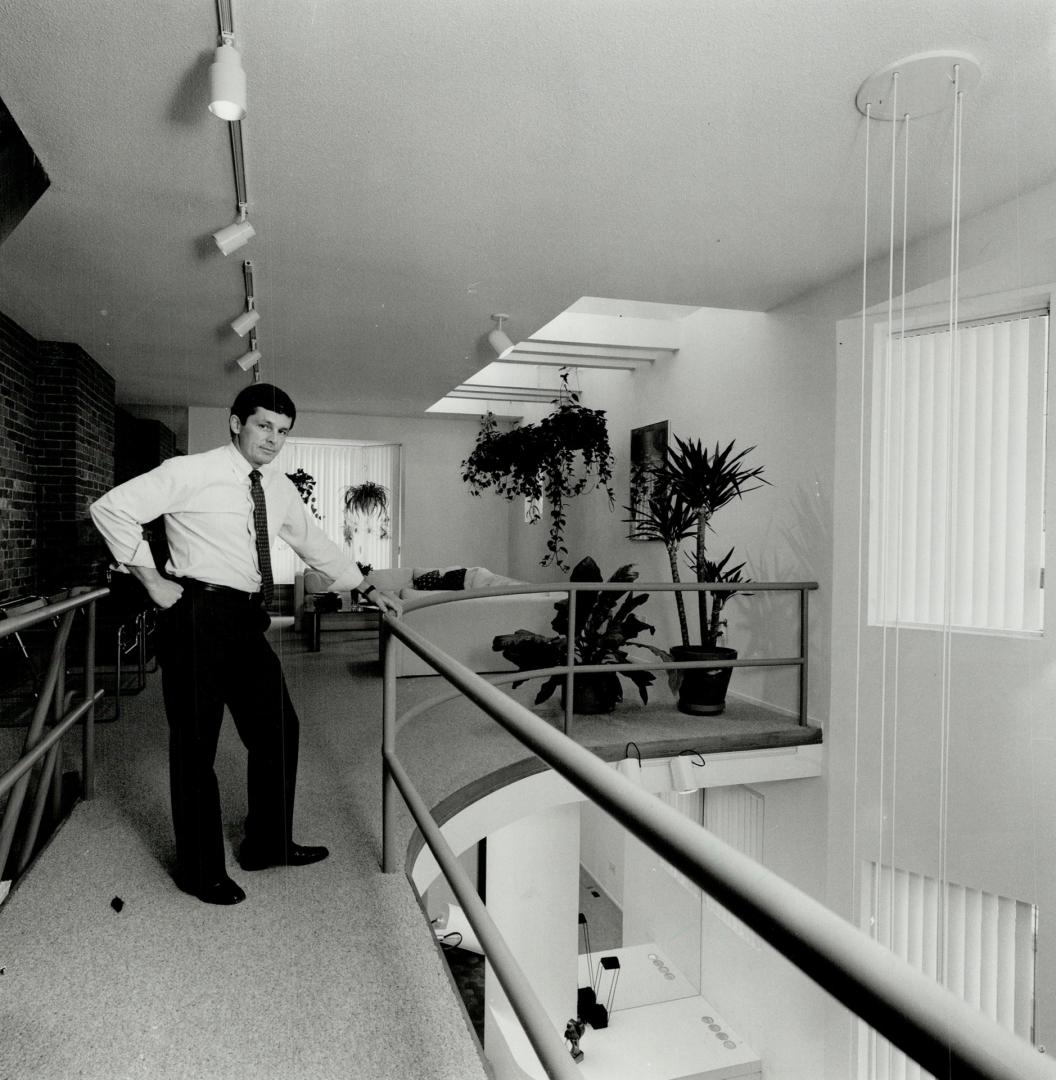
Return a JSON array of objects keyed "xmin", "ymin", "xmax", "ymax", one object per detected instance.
[
  {"xmin": 624, "ymin": 466, "xmax": 697, "ymax": 647},
  {"xmin": 462, "ymin": 390, "xmax": 615, "ymax": 570},
  {"xmin": 492, "ymin": 556, "xmax": 665, "ymax": 711},
  {"xmin": 286, "ymin": 468, "xmax": 322, "ymax": 520},
  {"xmin": 657, "ymin": 436, "xmax": 768, "ymax": 647}
]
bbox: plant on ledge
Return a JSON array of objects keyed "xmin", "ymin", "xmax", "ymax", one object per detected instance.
[
  {"xmin": 461, "ymin": 386, "xmax": 615, "ymax": 570},
  {"xmin": 647, "ymin": 436, "xmax": 768, "ymax": 715},
  {"xmin": 492, "ymin": 556, "xmax": 665, "ymax": 714}
]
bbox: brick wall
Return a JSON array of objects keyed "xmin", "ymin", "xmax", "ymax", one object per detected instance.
[
  {"xmin": 35, "ymin": 342, "xmax": 116, "ymax": 593},
  {"xmin": 0, "ymin": 313, "xmax": 119, "ymax": 602},
  {"xmin": 0, "ymin": 312, "xmax": 40, "ymax": 599}
]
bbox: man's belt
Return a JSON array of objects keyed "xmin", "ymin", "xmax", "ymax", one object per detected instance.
[{"xmin": 178, "ymin": 578, "xmax": 262, "ymax": 602}]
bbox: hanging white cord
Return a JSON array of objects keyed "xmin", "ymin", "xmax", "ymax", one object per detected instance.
[
  {"xmin": 938, "ymin": 65, "xmax": 965, "ymax": 991},
  {"xmin": 887, "ymin": 113, "xmax": 911, "ymax": 953},
  {"xmin": 873, "ymin": 72, "xmax": 900, "ymax": 965},
  {"xmin": 852, "ymin": 102, "xmax": 871, "ymax": 1080}
]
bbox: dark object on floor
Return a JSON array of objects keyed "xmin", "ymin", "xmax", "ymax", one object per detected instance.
[
  {"xmin": 238, "ymin": 841, "xmax": 329, "ymax": 871},
  {"xmin": 110, "ymin": 896, "xmax": 124, "ymax": 912},
  {"xmin": 564, "ymin": 1017, "xmax": 585, "ymax": 1062},
  {"xmin": 577, "ymin": 911, "xmax": 597, "ymax": 1021},
  {"xmin": 585, "ymin": 955, "xmax": 622, "ymax": 1029}
]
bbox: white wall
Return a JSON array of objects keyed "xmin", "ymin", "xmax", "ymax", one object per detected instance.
[
  {"xmin": 547, "ymin": 305, "xmax": 836, "ymax": 726},
  {"xmin": 484, "ymin": 802, "xmax": 582, "ymax": 1037},
  {"xmin": 584, "ymin": 777, "xmax": 828, "ymax": 1080},
  {"xmin": 187, "ymin": 406, "xmax": 510, "ymax": 574}
]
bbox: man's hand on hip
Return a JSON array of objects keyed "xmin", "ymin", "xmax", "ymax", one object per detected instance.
[{"xmin": 128, "ymin": 565, "xmax": 184, "ymax": 610}]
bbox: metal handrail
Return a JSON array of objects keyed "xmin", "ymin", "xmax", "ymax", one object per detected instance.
[
  {"xmin": 399, "ymin": 578, "xmax": 818, "ymax": 732},
  {"xmin": 0, "ymin": 587, "xmax": 108, "ymax": 883},
  {"xmin": 380, "ymin": 594, "xmax": 1054, "ymax": 1080}
]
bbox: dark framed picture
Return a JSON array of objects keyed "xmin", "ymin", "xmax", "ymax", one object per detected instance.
[{"xmin": 628, "ymin": 420, "xmax": 669, "ymax": 539}]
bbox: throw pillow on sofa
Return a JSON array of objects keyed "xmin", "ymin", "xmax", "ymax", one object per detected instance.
[{"xmin": 412, "ymin": 567, "xmax": 467, "ymax": 591}]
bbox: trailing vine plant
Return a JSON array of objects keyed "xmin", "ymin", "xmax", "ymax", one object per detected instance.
[
  {"xmin": 286, "ymin": 468, "xmax": 322, "ymax": 520},
  {"xmin": 461, "ymin": 382, "xmax": 615, "ymax": 569}
]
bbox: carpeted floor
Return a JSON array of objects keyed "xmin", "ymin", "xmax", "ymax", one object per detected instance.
[{"xmin": 0, "ymin": 628, "xmax": 488, "ymax": 1080}]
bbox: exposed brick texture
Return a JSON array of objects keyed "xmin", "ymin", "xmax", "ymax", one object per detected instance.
[
  {"xmin": 34, "ymin": 341, "xmax": 116, "ymax": 592},
  {"xmin": 0, "ymin": 311, "xmax": 40, "ymax": 600},
  {"xmin": 0, "ymin": 312, "xmax": 181, "ymax": 604}
]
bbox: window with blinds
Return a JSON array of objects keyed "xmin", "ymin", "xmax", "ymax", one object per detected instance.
[
  {"xmin": 868, "ymin": 310, "xmax": 1048, "ymax": 632},
  {"xmin": 857, "ymin": 861, "xmax": 1037, "ymax": 1080},
  {"xmin": 271, "ymin": 438, "xmax": 400, "ymax": 584}
]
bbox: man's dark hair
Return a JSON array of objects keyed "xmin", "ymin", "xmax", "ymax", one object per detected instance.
[{"xmin": 230, "ymin": 383, "xmax": 297, "ymax": 428}]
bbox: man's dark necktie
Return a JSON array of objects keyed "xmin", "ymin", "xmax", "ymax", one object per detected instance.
[{"xmin": 248, "ymin": 469, "xmax": 274, "ymax": 606}]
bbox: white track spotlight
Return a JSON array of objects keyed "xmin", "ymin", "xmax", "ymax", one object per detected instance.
[
  {"xmin": 669, "ymin": 752, "xmax": 706, "ymax": 794},
  {"xmin": 213, "ymin": 204, "xmax": 255, "ymax": 255},
  {"xmin": 488, "ymin": 313, "xmax": 516, "ymax": 360},
  {"xmin": 231, "ymin": 306, "xmax": 259, "ymax": 337},
  {"xmin": 236, "ymin": 348, "xmax": 261, "ymax": 371},
  {"xmin": 208, "ymin": 36, "xmax": 247, "ymax": 121}
]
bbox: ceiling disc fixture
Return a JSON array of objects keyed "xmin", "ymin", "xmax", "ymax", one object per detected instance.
[{"xmin": 856, "ymin": 51, "xmax": 981, "ymax": 121}]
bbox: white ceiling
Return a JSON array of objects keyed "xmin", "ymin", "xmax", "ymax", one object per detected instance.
[{"xmin": 0, "ymin": 0, "xmax": 1054, "ymax": 420}]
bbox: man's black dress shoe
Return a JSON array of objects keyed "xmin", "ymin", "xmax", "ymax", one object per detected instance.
[
  {"xmin": 176, "ymin": 873, "xmax": 246, "ymax": 905},
  {"xmin": 238, "ymin": 841, "xmax": 330, "ymax": 871}
]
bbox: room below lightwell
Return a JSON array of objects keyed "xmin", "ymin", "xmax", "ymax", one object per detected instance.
[{"xmin": 413, "ymin": 746, "xmax": 826, "ymax": 1080}]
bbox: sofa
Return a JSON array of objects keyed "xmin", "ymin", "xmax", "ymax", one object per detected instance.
[{"xmin": 295, "ymin": 565, "xmax": 563, "ymax": 677}]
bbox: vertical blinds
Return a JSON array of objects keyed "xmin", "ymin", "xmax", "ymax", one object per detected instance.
[
  {"xmin": 703, "ymin": 786, "xmax": 764, "ymax": 947},
  {"xmin": 857, "ymin": 861, "xmax": 1036, "ymax": 1080},
  {"xmin": 271, "ymin": 438, "xmax": 400, "ymax": 584},
  {"xmin": 868, "ymin": 312, "xmax": 1048, "ymax": 631}
]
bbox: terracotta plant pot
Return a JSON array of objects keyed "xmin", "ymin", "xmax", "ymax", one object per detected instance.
[{"xmin": 670, "ymin": 644, "xmax": 737, "ymax": 715}]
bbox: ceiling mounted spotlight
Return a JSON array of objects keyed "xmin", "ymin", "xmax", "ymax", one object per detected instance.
[
  {"xmin": 213, "ymin": 203, "xmax": 255, "ymax": 255},
  {"xmin": 488, "ymin": 313, "xmax": 516, "ymax": 360},
  {"xmin": 231, "ymin": 258, "xmax": 259, "ymax": 336},
  {"xmin": 208, "ymin": 34, "xmax": 247, "ymax": 121},
  {"xmin": 231, "ymin": 306, "xmax": 259, "ymax": 337},
  {"xmin": 236, "ymin": 347, "xmax": 261, "ymax": 371}
]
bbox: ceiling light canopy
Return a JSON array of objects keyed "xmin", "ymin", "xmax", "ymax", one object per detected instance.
[{"xmin": 208, "ymin": 37, "xmax": 247, "ymax": 121}]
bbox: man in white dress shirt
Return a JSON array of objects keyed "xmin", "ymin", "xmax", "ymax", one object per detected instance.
[{"xmin": 90, "ymin": 383, "xmax": 400, "ymax": 905}]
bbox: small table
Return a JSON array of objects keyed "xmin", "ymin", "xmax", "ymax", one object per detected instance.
[{"xmin": 304, "ymin": 600, "xmax": 381, "ymax": 652}]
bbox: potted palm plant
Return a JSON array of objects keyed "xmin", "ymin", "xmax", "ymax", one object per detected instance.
[
  {"xmin": 652, "ymin": 437, "xmax": 768, "ymax": 715},
  {"xmin": 492, "ymin": 556, "xmax": 662, "ymax": 714}
]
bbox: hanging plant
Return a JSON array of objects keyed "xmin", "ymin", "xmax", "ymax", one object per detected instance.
[
  {"xmin": 342, "ymin": 481, "xmax": 390, "ymax": 546},
  {"xmin": 461, "ymin": 389, "xmax": 615, "ymax": 569},
  {"xmin": 286, "ymin": 468, "xmax": 322, "ymax": 520}
]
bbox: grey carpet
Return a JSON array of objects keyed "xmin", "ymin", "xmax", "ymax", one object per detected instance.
[{"xmin": 0, "ymin": 628, "xmax": 487, "ymax": 1080}]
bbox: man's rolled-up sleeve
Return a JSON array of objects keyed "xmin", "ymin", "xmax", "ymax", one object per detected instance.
[{"xmin": 278, "ymin": 494, "xmax": 365, "ymax": 593}]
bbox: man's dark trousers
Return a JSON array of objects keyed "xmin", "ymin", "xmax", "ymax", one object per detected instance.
[{"xmin": 158, "ymin": 585, "xmax": 299, "ymax": 886}]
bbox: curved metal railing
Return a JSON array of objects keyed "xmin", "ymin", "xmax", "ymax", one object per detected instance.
[{"xmin": 380, "ymin": 579, "xmax": 1053, "ymax": 1080}]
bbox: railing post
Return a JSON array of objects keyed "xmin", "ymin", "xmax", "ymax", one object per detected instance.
[
  {"xmin": 50, "ymin": 637, "xmax": 66, "ymax": 821},
  {"xmin": 562, "ymin": 588, "xmax": 576, "ymax": 736},
  {"xmin": 381, "ymin": 617, "xmax": 398, "ymax": 873},
  {"xmin": 84, "ymin": 597, "xmax": 97, "ymax": 798},
  {"xmin": 799, "ymin": 586, "xmax": 809, "ymax": 726}
]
